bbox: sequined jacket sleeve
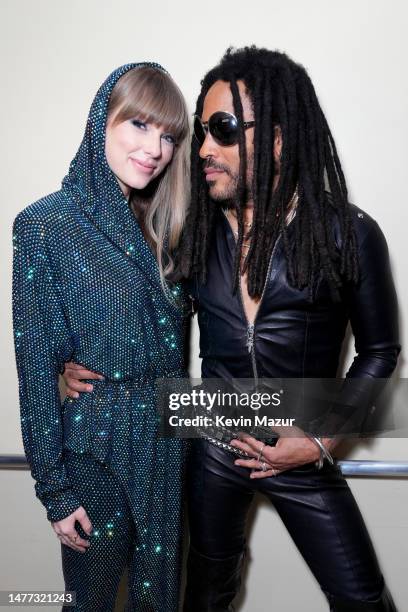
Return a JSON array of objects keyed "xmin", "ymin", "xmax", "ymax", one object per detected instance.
[{"xmin": 12, "ymin": 211, "xmax": 81, "ymax": 522}]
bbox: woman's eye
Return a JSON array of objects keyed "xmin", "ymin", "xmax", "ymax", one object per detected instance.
[
  {"xmin": 162, "ymin": 133, "xmax": 176, "ymax": 145},
  {"xmin": 131, "ymin": 119, "xmax": 146, "ymax": 129}
]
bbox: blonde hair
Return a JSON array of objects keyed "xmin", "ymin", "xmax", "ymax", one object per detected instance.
[{"xmin": 107, "ymin": 66, "xmax": 190, "ymax": 295}]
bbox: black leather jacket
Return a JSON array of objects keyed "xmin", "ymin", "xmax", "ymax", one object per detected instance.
[{"xmin": 190, "ymin": 202, "xmax": 400, "ymax": 385}]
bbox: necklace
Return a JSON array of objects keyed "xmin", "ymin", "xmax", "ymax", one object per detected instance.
[
  {"xmin": 223, "ymin": 187, "xmax": 299, "ymax": 255},
  {"xmin": 223, "ymin": 210, "xmax": 252, "ymax": 260},
  {"xmin": 227, "ymin": 209, "xmax": 252, "ymax": 229},
  {"xmin": 225, "ymin": 210, "xmax": 252, "ymax": 242}
]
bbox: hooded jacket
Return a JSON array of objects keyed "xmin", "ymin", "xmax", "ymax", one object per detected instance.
[{"xmin": 13, "ymin": 63, "xmax": 186, "ymax": 610}]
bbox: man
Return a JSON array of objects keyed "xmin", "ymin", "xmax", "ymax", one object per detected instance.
[
  {"xmin": 178, "ymin": 47, "xmax": 400, "ymax": 611},
  {"xmin": 65, "ymin": 48, "xmax": 400, "ymax": 610}
]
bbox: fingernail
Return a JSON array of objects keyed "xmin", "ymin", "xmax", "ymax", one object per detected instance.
[
  {"xmin": 86, "ymin": 385, "xmax": 93, "ymax": 392},
  {"xmin": 74, "ymin": 392, "xmax": 79, "ymax": 399},
  {"xmin": 98, "ymin": 375, "xmax": 105, "ymax": 380}
]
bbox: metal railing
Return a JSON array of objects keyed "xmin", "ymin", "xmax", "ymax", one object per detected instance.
[
  {"xmin": 337, "ymin": 460, "xmax": 408, "ymax": 477},
  {"xmin": 1, "ymin": 454, "xmax": 408, "ymax": 476},
  {"xmin": 0, "ymin": 455, "xmax": 30, "ymax": 470}
]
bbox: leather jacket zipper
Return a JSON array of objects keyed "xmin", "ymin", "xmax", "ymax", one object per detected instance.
[
  {"xmin": 238, "ymin": 236, "xmax": 281, "ymax": 386},
  {"xmin": 246, "ymin": 322, "xmax": 259, "ymax": 384}
]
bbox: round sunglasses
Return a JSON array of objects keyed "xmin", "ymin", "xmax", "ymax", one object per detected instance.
[{"xmin": 193, "ymin": 111, "xmax": 255, "ymax": 147}]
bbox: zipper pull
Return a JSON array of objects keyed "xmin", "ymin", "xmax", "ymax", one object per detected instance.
[
  {"xmin": 246, "ymin": 324, "xmax": 255, "ymax": 353},
  {"xmin": 189, "ymin": 294, "xmax": 196, "ymax": 316}
]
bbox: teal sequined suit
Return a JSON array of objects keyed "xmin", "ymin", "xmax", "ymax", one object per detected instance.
[{"xmin": 12, "ymin": 63, "xmax": 187, "ymax": 611}]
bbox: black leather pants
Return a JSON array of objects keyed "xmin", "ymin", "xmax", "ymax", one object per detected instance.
[{"xmin": 184, "ymin": 440, "xmax": 397, "ymax": 611}]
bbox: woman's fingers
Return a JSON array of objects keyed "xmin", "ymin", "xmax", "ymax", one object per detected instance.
[
  {"xmin": 52, "ymin": 506, "xmax": 91, "ymax": 552},
  {"xmin": 66, "ymin": 529, "xmax": 90, "ymax": 550},
  {"xmin": 54, "ymin": 523, "xmax": 90, "ymax": 552},
  {"xmin": 76, "ymin": 509, "xmax": 93, "ymax": 536},
  {"xmin": 57, "ymin": 533, "xmax": 88, "ymax": 553}
]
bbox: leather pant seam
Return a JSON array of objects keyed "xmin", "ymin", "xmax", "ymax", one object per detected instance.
[{"xmin": 311, "ymin": 483, "xmax": 366, "ymax": 600}]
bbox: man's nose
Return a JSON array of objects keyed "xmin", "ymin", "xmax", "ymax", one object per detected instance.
[{"xmin": 199, "ymin": 131, "xmax": 219, "ymax": 160}]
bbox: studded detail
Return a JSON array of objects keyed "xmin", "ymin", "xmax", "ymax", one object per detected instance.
[{"xmin": 201, "ymin": 433, "xmax": 250, "ymax": 458}]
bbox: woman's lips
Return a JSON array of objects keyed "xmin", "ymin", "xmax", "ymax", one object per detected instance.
[{"xmin": 130, "ymin": 158, "xmax": 156, "ymax": 174}]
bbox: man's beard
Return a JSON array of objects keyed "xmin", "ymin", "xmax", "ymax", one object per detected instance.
[
  {"xmin": 205, "ymin": 154, "xmax": 253, "ymax": 209},
  {"xmin": 208, "ymin": 175, "xmax": 239, "ymax": 209},
  {"xmin": 209, "ymin": 180, "xmax": 253, "ymax": 210}
]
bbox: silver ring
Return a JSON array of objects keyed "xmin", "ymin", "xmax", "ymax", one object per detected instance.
[
  {"xmin": 261, "ymin": 461, "xmax": 267, "ymax": 472},
  {"xmin": 271, "ymin": 467, "xmax": 277, "ymax": 476},
  {"xmin": 256, "ymin": 443, "xmax": 266, "ymax": 462}
]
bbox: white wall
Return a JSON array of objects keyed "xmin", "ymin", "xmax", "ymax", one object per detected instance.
[{"xmin": 1, "ymin": 0, "xmax": 407, "ymax": 609}]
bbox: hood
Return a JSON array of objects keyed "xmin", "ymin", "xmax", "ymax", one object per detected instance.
[{"xmin": 62, "ymin": 62, "xmax": 167, "ymax": 290}]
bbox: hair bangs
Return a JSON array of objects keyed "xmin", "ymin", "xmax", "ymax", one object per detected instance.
[{"xmin": 110, "ymin": 67, "xmax": 189, "ymax": 143}]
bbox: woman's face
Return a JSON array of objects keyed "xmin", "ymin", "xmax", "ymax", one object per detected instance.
[{"xmin": 105, "ymin": 112, "xmax": 177, "ymax": 198}]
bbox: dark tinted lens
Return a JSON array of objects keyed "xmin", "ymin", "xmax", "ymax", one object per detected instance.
[
  {"xmin": 209, "ymin": 112, "xmax": 239, "ymax": 145},
  {"xmin": 193, "ymin": 116, "xmax": 206, "ymax": 146}
]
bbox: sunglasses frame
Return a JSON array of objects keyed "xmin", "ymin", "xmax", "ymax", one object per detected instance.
[{"xmin": 193, "ymin": 111, "xmax": 255, "ymax": 147}]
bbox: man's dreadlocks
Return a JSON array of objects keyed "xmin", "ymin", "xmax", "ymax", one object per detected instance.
[{"xmin": 179, "ymin": 46, "xmax": 358, "ymax": 300}]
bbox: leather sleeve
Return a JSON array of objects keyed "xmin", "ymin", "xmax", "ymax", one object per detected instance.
[
  {"xmin": 346, "ymin": 218, "xmax": 400, "ymax": 378},
  {"xmin": 312, "ymin": 217, "xmax": 401, "ymax": 436}
]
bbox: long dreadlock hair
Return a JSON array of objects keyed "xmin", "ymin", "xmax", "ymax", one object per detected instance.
[{"xmin": 179, "ymin": 46, "xmax": 359, "ymax": 300}]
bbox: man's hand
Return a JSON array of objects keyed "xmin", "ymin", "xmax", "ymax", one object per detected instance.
[
  {"xmin": 230, "ymin": 431, "xmax": 336, "ymax": 478},
  {"xmin": 62, "ymin": 362, "xmax": 104, "ymax": 399},
  {"xmin": 52, "ymin": 506, "xmax": 93, "ymax": 553}
]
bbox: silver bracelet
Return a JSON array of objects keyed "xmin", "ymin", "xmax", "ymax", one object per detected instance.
[
  {"xmin": 306, "ymin": 435, "xmax": 334, "ymax": 470},
  {"xmin": 312, "ymin": 436, "xmax": 334, "ymax": 469}
]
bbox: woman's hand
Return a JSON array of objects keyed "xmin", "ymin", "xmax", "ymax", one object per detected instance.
[
  {"xmin": 62, "ymin": 362, "xmax": 104, "ymax": 399},
  {"xmin": 51, "ymin": 506, "xmax": 93, "ymax": 553}
]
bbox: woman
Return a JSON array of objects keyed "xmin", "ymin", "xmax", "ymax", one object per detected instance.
[{"xmin": 13, "ymin": 62, "xmax": 190, "ymax": 611}]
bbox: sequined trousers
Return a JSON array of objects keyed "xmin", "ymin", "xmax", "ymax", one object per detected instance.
[{"xmin": 61, "ymin": 376, "xmax": 186, "ymax": 612}]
